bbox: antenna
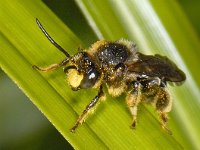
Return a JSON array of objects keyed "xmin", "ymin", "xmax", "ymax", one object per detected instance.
[{"xmin": 36, "ymin": 18, "xmax": 70, "ymax": 58}]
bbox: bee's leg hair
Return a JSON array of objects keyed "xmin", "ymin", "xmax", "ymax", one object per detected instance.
[{"xmin": 155, "ymin": 87, "xmax": 172, "ymax": 135}]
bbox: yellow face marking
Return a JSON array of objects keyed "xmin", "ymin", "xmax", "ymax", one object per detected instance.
[{"xmin": 67, "ymin": 69, "xmax": 83, "ymax": 88}]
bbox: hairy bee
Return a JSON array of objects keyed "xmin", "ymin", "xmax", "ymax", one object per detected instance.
[{"xmin": 33, "ymin": 19, "xmax": 186, "ymax": 133}]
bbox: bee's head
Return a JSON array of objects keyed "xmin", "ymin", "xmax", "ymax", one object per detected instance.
[{"xmin": 67, "ymin": 52, "xmax": 100, "ymax": 90}]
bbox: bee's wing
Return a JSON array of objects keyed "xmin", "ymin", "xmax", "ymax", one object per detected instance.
[{"xmin": 127, "ymin": 53, "xmax": 186, "ymax": 83}]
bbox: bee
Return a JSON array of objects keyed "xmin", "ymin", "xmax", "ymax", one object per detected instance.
[{"xmin": 33, "ymin": 19, "xmax": 186, "ymax": 133}]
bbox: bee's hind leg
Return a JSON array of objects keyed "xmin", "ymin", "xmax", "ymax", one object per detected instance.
[{"xmin": 155, "ymin": 87, "xmax": 173, "ymax": 135}]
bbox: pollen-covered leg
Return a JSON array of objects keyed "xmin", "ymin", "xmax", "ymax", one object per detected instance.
[
  {"xmin": 155, "ymin": 87, "xmax": 172, "ymax": 134},
  {"xmin": 70, "ymin": 85, "xmax": 104, "ymax": 133},
  {"xmin": 126, "ymin": 82, "xmax": 141, "ymax": 128},
  {"xmin": 158, "ymin": 112, "xmax": 172, "ymax": 135},
  {"xmin": 129, "ymin": 105, "xmax": 138, "ymax": 128},
  {"xmin": 32, "ymin": 58, "xmax": 69, "ymax": 72}
]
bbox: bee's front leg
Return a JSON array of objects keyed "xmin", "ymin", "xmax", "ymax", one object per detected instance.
[
  {"xmin": 32, "ymin": 58, "xmax": 69, "ymax": 72},
  {"xmin": 70, "ymin": 85, "xmax": 104, "ymax": 133}
]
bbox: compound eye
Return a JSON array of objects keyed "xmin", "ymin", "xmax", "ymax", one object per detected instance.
[{"xmin": 79, "ymin": 68, "xmax": 100, "ymax": 89}]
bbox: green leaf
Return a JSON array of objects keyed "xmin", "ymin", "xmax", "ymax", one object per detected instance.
[{"xmin": 1, "ymin": 0, "xmax": 200, "ymax": 149}]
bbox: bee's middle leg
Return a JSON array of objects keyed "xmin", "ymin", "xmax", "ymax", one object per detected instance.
[{"xmin": 126, "ymin": 82, "xmax": 141, "ymax": 128}]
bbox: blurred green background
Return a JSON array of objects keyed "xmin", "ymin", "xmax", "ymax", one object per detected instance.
[{"xmin": 0, "ymin": 0, "xmax": 199, "ymax": 149}]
